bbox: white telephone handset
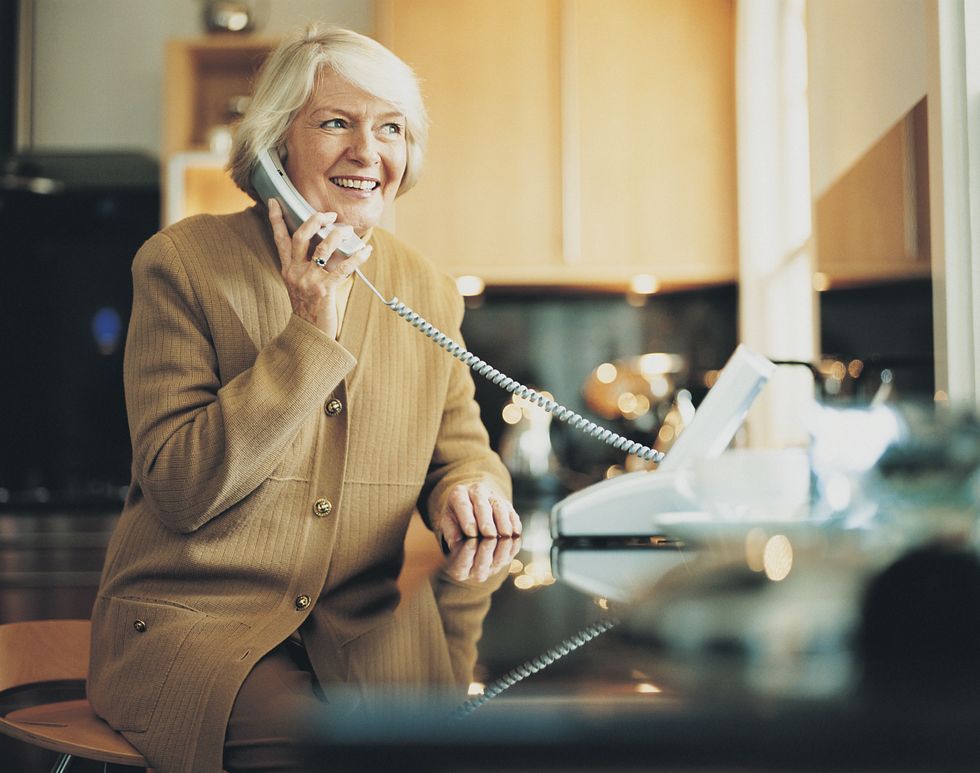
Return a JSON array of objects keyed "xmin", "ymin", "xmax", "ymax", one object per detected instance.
[
  {"xmin": 250, "ymin": 149, "xmax": 775, "ymax": 538},
  {"xmin": 251, "ymin": 148, "xmax": 364, "ymax": 256}
]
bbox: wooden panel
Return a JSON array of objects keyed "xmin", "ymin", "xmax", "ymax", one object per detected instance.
[
  {"xmin": 378, "ymin": 0, "xmax": 565, "ymax": 279},
  {"xmin": 815, "ymin": 98, "xmax": 930, "ymax": 286},
  {"xmin": 572, "ymin": 0, "xmax": 737, "ymax": 285},
  {"xmin": 378, "ymin": 0, "xmax": 736, "ymax": 288}
]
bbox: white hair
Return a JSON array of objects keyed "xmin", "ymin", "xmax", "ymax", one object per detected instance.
[{"xmin": 229, "ymin": 24, "xmax": 428, "ymax": 200}]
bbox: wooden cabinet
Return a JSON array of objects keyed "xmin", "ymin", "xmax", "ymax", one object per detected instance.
[
  {"xmin": 814, "ymin": 99, "xmax": 930, "ymax": 287},
  {"xmin": 162, "ymin": 36, "xmax": 276, "ymax": 224},
  {"xmin": 376, "ymin": 0, "xmax": 737, "ymax": 289},
  {"xmin": 571, "ymin": 0, "xmax": 737, "ymax": 287},
  {"xmin": 376, "ymin": 0, "xmax": 566, "ymax": 284}
]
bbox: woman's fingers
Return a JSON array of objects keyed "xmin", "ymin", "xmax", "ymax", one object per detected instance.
[
  {"xmin": 447, "ymin": 486, "xmax": 478, "ymax": 538},
  {"xmin": 444, "ymin": 536, "xmax": 522, "ymax": 583},
  {"xmin": 439, "ymin": 515, "xmax": 463, "ymax": 549},
  {"xmin": 311, "ymin": 231, "xmax": 372, "ymax": 276},
  {"xmin": 268, "ymin": 202, "xmax": 339, "ymax": 275},
  {"xmin": 508, "ymin": 503, "xmax": 523, "ymax": 536},
  {"xmin": 471, "ymin": 484, "xmax": 515, "ymax": 537},
  {"xmin": 308, "ymin": 223, "xmax": 351, "ymax": 268},
  {"xmin": 271, "ymin": 207, "xmax": 369, "ymax": 282},
  {"xmin": 445, "ymin": 539, "xmax": 478, "ymax": 582},
  {"xmin": 469, "ymin": 486, "xmax": 498, "ymax": 537},
  {"xmin": 488, "ymin": 496, "xmax": 516, "ymax": 537},
  {"xmin": 444, "ymin": 483, "xmax": 521, "ymax": 540},
  {"xmin": 471, "ymin": 538, "xmax": 496, "ymax": 581},
  {"xmin": 491, "ymin": 536, "xmax": 519, "ymax": 574},
  {"xmin": 291, "ymin": 211, "xmax": 337, "ymax": 264}
]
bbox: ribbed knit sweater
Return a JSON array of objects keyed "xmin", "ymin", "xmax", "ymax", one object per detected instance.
[{"xmin": 87, "ymin": 206, "xmax": 510, "ymax": 773}]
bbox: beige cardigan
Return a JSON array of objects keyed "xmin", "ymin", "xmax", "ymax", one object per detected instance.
[{"xmin": 87, "ymin": 207, "xmax": 510, "ymax": 772}]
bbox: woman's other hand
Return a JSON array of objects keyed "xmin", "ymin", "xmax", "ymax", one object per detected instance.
[
  {"xmin": 434, "ymin": 481, "xmax": 522, "ymax": 546},
  {"xmin": 444, "ymin": 537, "xmax": 522, "ymax": 583},
  {"xmin": 268, "ymin": 199, "xmax": 372, "ymax": 339}
]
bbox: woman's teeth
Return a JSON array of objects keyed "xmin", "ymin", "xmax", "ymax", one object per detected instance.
[{"xmin": 331, "ymin": 177, "xmax": 378, "ymax": 191}]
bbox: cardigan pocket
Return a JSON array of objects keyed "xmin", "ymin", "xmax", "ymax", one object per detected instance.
[{"xmin": 88, "ymin": 595, "xmax": 206, "ymax": 733}]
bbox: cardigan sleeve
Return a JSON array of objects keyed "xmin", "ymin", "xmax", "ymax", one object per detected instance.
[
  {"xmin": 125, "ymin": 231, "xmax": 356, "ymax": 533},
  {"xmin": 431, "ymin": 564, "xmax": 510, "ymax": 688},
  {"xmin": 421, "ymin": 285, "xmax": 512, "ymax": 527}
]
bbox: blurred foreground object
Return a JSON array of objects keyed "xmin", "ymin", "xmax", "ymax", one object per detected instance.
[{"xmin": 809, "ymin": 401, "xmax": 980, "ymax": 541}]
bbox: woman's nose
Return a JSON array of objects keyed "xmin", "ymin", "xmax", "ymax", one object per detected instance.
[{"xmin": 346, "ymin": 129, "xmax": 380, "ymax": 165}]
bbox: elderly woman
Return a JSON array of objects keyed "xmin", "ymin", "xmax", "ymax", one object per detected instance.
[{"xmin": 88, "ymin": 24, "xmax": 520, "ymax": 773}]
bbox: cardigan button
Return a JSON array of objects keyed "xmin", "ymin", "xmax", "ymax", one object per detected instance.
[
  {"xmin": 133, "ymin": 619, "xmax": 147, "ymax": 633},
  {"xmin": 295, "ymin": 595, "xmax": 312, "ymax": 611},
  {"xmin": 313, "ymin": 498, "xmax": 333, "ymax": 517},
  {"xmin": 324, "ymin": 398, "xmax": 343, "ymax": 417}
]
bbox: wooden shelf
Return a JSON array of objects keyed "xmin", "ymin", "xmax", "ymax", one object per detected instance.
[
  {"xmin": 162, "ymin": 36, "xmax": 276, "ymax": 223},
  {"xmin": 164, "ymin": 36, "xmax": 277, "ymax": 157}
]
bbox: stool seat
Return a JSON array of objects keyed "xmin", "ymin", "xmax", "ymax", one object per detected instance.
[
  {"xmin": 0, "ymin": 619, "xmax": 151, "ymax": 770},
  {"xmin": 2, "ymin": 698, "xmax": 147, "ymax": 766}
]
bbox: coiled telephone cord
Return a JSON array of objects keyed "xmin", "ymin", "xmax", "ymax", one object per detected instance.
[
  {"xmin": 453, "ymin": 617, "xmax": 618, "ymax": 718},
  {"xmin": 355, "ymin": 270, "xmax": 665, "ymax": 465}
]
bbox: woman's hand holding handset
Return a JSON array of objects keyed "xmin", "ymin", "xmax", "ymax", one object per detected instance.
[{"xmin": 268, "ymin": 198, "xmax": 373, "ymax": 339}]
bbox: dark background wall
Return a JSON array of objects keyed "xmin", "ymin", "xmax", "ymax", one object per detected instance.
[
  {"xmin": 0, "ymin": 153, "xmax": 159, "ymax": 507},
  {"xmin": 819, "ymin": 279, "xmax": 934, "ymax": 400}
]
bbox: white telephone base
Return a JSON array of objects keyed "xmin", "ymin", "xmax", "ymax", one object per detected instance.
[
  {"xmin": 550, "ymin": 468, "xmax": 702, "ymax": 540},
  {"xmin": 551, "ymin": 542, "xmax": 692, "ymax": 604},
  {"xmin": 551, "ymin": 345, "xmax": 775, "ymax": 539}
]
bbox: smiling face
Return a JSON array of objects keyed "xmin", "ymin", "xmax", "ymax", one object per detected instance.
[{"xmin": 282, "ymin": 67, "xmax": 407, "ymax": 235}]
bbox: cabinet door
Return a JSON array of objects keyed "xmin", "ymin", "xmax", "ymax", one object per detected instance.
[
  {"xmin": 378, "ymin": 0, "xmax": 736, "ymax": 288},
  {"xmin": 377, "ymin": 0, "xmax": 565, "ymax": 283},
  {"xmin": 570, "ymin": 0, "xmax": 737, "ymax": 286},
  {"xmin": 814, "ymin": 99, "xmax": 930, "ymax": 286}
]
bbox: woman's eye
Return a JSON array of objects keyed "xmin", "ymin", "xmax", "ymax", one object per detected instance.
[
  {"xmin": 380, "ymin": 122, "xmax": 404, "ymax": 136},
  {"xmin": 320, "ymin": 118, "xmax": 347, "ymax": 129}
]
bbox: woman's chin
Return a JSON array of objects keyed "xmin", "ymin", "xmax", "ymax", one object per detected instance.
[
  {"xmin": 342, "ymin": 209, "xmax": 384, "ymax": 235},
  {"xmin": 317, "ymin": 191, "xmax": 389, "ymax": 232}
]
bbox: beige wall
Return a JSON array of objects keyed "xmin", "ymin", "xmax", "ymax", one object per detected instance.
[
  {"xmin": 26, "ymin": 0, "xmax": 373, "ymax": 157},
  {"xmin": 807, "ymin": 0, "xmax": 927, "ymax": 197}
]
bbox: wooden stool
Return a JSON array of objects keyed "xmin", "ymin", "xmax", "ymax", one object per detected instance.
[{"xmin": 0, "ymin": 619, "xmax": 149, "ymax": 771}]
